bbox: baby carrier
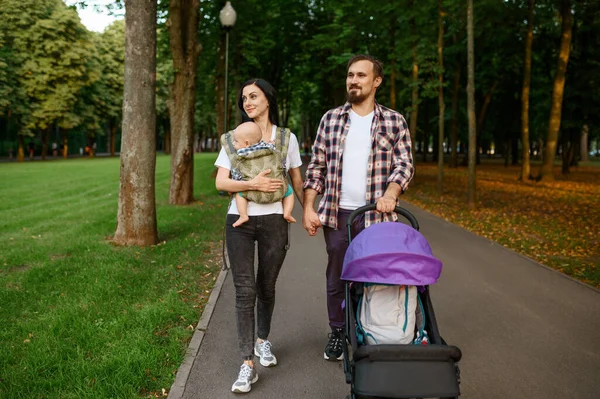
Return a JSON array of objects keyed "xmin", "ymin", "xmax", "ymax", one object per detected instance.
[
  {"xmin": 342, "ymin": 204, "xmax": 462, "ymax": 399},
  {"xmin": 219, "ymin": 127, "xmax": 290, "ymax": 204}
]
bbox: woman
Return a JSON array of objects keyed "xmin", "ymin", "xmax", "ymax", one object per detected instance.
[{"xmin": 214, "ymin": 78, "xmax": 304, "ymax": 393}]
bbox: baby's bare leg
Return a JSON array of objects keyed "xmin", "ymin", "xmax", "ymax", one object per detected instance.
[
  {"xmin": 282, "ymin": 194, "xmax": 296, "ymax": 223},
  {"xmin": 233, "ymin": 194, "xmax": 250, "ymax": 227}
]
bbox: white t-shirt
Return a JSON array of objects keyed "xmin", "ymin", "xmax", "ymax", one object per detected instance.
[
  {"xmin": 339, "ymin": 110, "xmax": 374, "ymax": 210},
  {"xmin": 214, "ymin": 126, "xmax": 302, "ymax": 216}
]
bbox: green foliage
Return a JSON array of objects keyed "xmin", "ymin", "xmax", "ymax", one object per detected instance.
[
  {"xmin": 0, "ymin": 0, "xmax": 120, "ymax": 149},
  {"xmin": 1, "ymin": 0, "xmax": 599, "ymax": 157},
  {"xmin": 15, "ymin": 1, "xmax": 96, "ymax": 131}
]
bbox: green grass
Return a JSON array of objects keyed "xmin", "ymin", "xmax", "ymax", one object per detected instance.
[{"xmin": 0, "ymin": 154, "xmax": 229, "ymax": 398}]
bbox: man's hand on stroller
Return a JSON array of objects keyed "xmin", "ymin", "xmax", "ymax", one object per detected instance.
[
  {"xmin": 376, "ymin": 183, "xmax": 401, "ymax": 213},
  {"xmin": 376, "ymin": 195, "xmax": 396, "ymax": 213}
]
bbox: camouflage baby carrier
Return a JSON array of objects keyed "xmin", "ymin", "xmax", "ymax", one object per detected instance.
[{"xmin": 220, "ymin": 127, "xmax": 290, "ymax": 204}]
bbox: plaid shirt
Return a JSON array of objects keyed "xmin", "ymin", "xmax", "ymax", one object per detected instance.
[
  {"xmin": 304, "ymin": 101, "xmax": 414, "ymax": 229},
  {"xmin": 236, "ymin": 140, "xmax": 276, "ymax": 156}
]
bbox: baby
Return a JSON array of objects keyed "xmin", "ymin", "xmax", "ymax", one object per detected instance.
[{"xmin": 231, "ymin": 122, "xmax": 296, "ymax": 227}]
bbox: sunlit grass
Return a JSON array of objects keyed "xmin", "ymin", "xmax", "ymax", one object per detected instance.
[{"xmin": 0, "ymin": 154, "xmax": 228, "ymax": 398}]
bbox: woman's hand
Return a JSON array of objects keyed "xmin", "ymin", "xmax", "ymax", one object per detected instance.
[
  {"xmin": 303, "ymin": 208, "xmax": 322, "ymax": 236},
  {"xmin": 249, "ymin": 169, "xmax": 284, "ymax": 192}
]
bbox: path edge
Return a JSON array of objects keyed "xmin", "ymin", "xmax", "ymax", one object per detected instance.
[{"xmin": 167, "ymin": 267, "xmax": 229, "ymax": 399}]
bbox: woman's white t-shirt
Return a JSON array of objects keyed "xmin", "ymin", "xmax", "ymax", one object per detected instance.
[{"xmin": 214, "ymin": 126, "xmax": 302, "ymax": 216}]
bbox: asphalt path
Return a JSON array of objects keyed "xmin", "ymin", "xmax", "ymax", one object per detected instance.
[{"xmin": 178, "ymin": 201, "xmax": 600, "ymax": 399}]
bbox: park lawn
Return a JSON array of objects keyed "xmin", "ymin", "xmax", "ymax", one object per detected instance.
[
  {"xmin": 403, "ymin": 161, "xmax": 600, "ymax": 288},
  {"xmin": 0, "ymin": 154, "xmax": 228, "ymax": 399}
]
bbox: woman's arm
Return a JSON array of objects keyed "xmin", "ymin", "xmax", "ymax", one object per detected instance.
[
  {"xmin": 215, "ymin": 167, "xmax": 284, "ymax": 193},
  {"xmin": 288, "ymin": 167, "xmax": 304, "ymax": 207}
]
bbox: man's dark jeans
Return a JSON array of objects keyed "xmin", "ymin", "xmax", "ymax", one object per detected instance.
[
  {"xmin": 323, "ymin": 209, "xmax": 365, "ymax": 329},
  {"xmin": 226, "ymin": 214, "xmax": 289, "ymax": 359}
]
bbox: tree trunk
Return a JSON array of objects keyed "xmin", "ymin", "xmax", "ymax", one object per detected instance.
[
  {"xmin": 467, "ymin": 0, "xmax": 476, "ymax": 208},
  {"xmin": 421, "ymin": 111, "xmax": 428, "ymax": 162},
  {"xmin": 476, "ymin": 81, "xmax": 498, "ymax": 164},
  {"xmin": 62, "ymin": 131, "xmax": 68, "ymax": 159},
  {"xmin": 580, "ymin": 124, "xmax": 588, "ymax": 162},
  {"xmin": 215, "ymin": 31, "xmax": 226, "ymax": 137},
  {"xmin": 450, "ymin": 60, "xmax": 461, "ymax": 168},
  {"xmin": 409, "ymin": 3, "xmax": 419, "ymax": 158},
  {"xmin": 561, "ymin": 139, "xmax": 568, "ymax": 174},
  {"xmin": 437, "ymin": 0, "xmax": 445, "ymax": 195},
  {"xmin": 106, "ymin": 122, "xmax": 111, "ymax": 156},
  {"xmin": 42, "ymin": 127, "xmax": 50, "ymax": 160},
  {"xmin": 521, "ymin": 0, "xmax": 534, "ymax": 181},
  {"xmin": 476, "ymin": 82, "xmax": 497, "ymax": 138},
  {"xmin": 18, "ymin": 135, "xmax": 24, "ymax": 162},
  {"xmin": 409, "ymin": 55, "xmax": 419, "ymax": 159},
  {"xmin": 162, "ymin": 118, "xmax": 171, "ymax": 154},
  {"xmin": 111, "ymin": 123, "xmax": 117, "ymax": 156},
  {"xmin": 88, "ymin": 135, "xmax": 95, "ymax": 157},
  {"xmin": 167, "ymin": 0, "xmax": 201, "ymax": 205},
  {"xmin": 540, "ymin": 0, "xmax": 572, "ymax": 181},
  {"xmin": 389, "ymin": 15, "xmax": 397, "ymax": 110},
  {"xmin": 113, "ymin": 0, "xmax": 158, "ymax": 247}
]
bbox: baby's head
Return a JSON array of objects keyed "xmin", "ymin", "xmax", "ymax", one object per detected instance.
[{"xmin": 233, "ymin": 122, "xmax": 262, "ymax": 150}]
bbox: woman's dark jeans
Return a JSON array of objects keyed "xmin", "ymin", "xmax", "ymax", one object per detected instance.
[{"xmin": 226, "ymin": 213, "xmax": 289, "ymax": 360}]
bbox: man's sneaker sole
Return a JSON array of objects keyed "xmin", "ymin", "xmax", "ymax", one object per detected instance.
[
  {"xmin": 323, "ymin": 352, "xmax": 343, "ymax": 361},
  {"xmin": 231, "ymin": 373, "xmax": 258, "ymax": 393},
  {"xmin": 254, "ymin": 348, "xmax": 277, "ymax": 367}
]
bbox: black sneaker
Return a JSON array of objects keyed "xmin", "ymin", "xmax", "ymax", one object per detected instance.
[{"xmin": 324, "ymin": 327, "xmax": 344, "ymax": 361}]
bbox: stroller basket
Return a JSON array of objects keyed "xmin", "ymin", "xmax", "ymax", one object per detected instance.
[
  {"xmin": 353, "ymin": 344, "xmax": 461, "ymax": 398},
  {"xmin": 342, "ymin": 204, "xmax": 462, "ymax": 399}
]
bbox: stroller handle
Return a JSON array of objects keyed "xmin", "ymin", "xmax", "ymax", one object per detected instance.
[{"xmin": 347, "ymin": 204, "xmax": 420, "ymax": 242}]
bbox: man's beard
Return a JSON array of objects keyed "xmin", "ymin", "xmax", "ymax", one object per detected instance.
[{"xmin": 346, "ymin": 87, "xmax": 369, "ymax": 104}]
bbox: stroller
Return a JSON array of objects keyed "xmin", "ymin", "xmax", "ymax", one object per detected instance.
[{"xmin": 341, "ymin": 204, "xmax": 462, "ymax": 399}]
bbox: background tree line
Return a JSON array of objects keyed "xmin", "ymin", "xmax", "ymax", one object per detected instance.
[
  {"xmin": 2, "ymin": 0, "xmax": 598, "ymax": 166},
  {"xmin": 1, "ymin": 0, "xmax": 599, "ymax": 242}
]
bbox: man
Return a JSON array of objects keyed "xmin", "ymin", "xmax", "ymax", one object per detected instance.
[{"xmin": 303, "ymin": 54, "xmax": 414, "ymax": 361}]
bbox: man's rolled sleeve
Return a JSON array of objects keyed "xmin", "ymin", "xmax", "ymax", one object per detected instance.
[
  {"xmin": 303, "ymin": 117, "xmax": 328, "ymax": 194},
  {"xmin": 387, "ymin": 117, "xmax": 414, "ymax": 193}
]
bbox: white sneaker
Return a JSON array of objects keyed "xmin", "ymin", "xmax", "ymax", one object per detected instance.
[
  {"xmin": 231, "ymin": 363, "xmax": 258, "ymax": 393},
  {"xmin": 254, "ymin": 339, "xmax": 278, "ymax": 367}
]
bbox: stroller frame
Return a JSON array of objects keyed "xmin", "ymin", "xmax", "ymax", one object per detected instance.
[{"xmin": 342, "ymin": 205, "xmax": 462, "ymax": 399}]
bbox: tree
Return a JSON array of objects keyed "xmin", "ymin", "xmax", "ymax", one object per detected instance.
[
  {"xmin": 113, "ymin": 0, "xmax": 158, "ymax": 246},
  {"xmin": 467, "ymin": 0, "xmax": 476, "ymax": 208},
  {"xmin": 96, "ymin": 20, "xmax": 125, "ymax": 157},
  {"xmin": 540, "ymin": 0, "xmax": 573, "ymax": 181},
  {"xmin": 167, "ymin": 0, "xmax": 201, "ymax": 205},
  {"xmin": 409, "ymin": 0, "xmax": 420, "ymax": 158},
  {"xmin": 520, "ymin": 0, "xmax": 534, "ymax": 181},
  {"xmin": 437, "ymin": 0, "xmax": 445, "ymax": 194},
  {"xmin": 16, "ymin": 3, "xmax": 97, "ymax": 160}
]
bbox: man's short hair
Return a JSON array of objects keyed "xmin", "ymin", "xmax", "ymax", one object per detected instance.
[{"xmin": 347, "ymin": 54, "xmax": 384, "ymax": 79}]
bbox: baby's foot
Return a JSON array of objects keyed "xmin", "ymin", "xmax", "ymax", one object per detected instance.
[
  {"xmin": 283, "ymin": 213, "xmax": 297, "ymax": 223},
  {"xmin": 233, "ymin": 215, "xmax": 249, "ymax": 227}
]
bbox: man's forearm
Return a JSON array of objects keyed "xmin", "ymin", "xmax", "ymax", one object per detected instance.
[
  {"xmin": 383, "ymin": 182, "xmax": 402, "ymax": 200},
  {"xmin": 303, "ymin": 188, "xmax": 319, "ymax": 212}
]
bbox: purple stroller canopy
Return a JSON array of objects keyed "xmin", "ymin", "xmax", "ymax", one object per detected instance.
[{"xmin": 341, "ymin": 222, "xmax": 442, "ymax": 286}]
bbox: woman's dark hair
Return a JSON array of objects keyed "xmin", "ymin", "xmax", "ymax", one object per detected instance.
[{"xmin": 237, "ymin": 78, "xmax": 280, "ymax": 126}]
